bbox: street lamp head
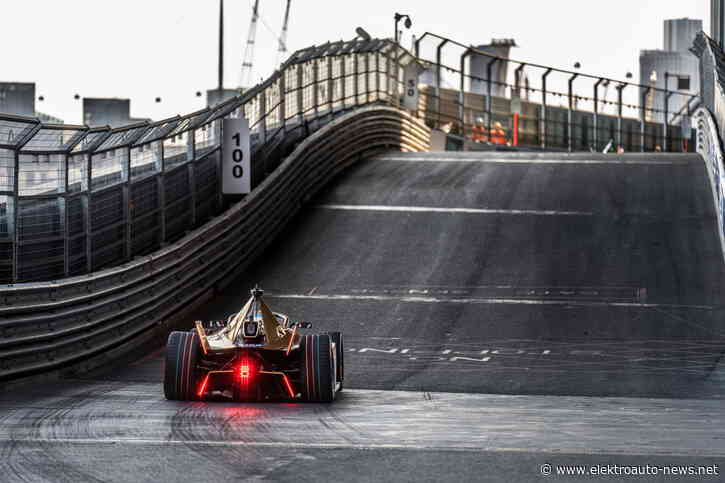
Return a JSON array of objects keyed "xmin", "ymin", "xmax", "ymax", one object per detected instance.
[
  {"xmin": 355, "ymin": 27, "xmax": 372, "ymax": 41},
  {"xmin": 394, "ymin": 13, "xmax": 412, "ymax": 29},
  {"xmin": 650, "ymin": 70, "xmax": 657, "ymax": 82}
]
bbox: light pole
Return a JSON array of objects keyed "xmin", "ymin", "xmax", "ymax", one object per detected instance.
[{"xmin": 393, "ymin": 13, "xmax": 412, "ymax": 107}]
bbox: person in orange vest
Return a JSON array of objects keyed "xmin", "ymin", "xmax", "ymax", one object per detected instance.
[
  {"xmin": 490, "ymin": 121, "xmax": 507, "ymax": 145},
  {"xmin": 471, "ymin": 117, "xmax": 488, "ymax": 143}
]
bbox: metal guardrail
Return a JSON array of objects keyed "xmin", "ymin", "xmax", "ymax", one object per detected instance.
[
  {"xmin": 692, "ymin": 32, "xmax": 725, "ymax": 263},
  {"xmin": 0, "ymin": 106, "xmax": 430, "ymax": 381},
  {"xmin": 0, "ymin": 37, "xmax": 416, "ymax": 284}
]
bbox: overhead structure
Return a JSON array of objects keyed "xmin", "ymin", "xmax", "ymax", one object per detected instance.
[
  {"xmin": 276, "ymin": 0, "xmax": 292, "ymax": 67},
  {"xmin": 240, "ymin": 0, "xmax": 261, "ymax": 90}
]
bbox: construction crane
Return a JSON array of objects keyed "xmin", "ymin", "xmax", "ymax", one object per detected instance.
[
  {"xmin": 276, "ymin": 0, "xmax": 292, "ymax": 67},
  {"xmin": 240, "ymin": 0, "xmax": 261, "ymax": 90}
]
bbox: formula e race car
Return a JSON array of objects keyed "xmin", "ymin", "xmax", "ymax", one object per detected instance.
[{"xmin": 164, "ymin": 287, "xmax": 343, "ymax": 402}]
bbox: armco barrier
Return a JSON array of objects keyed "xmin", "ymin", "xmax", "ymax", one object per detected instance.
[
  {"xmin": 695, "ymin": 107, "xmax": 725, "ymax": 264},
  {"xmin": 693, "ymin": 33, "xmax": 725, "ymax": 264},
  {"xmin": 0, "ymin": 106, "xmax": 430, "ymax": 381}
]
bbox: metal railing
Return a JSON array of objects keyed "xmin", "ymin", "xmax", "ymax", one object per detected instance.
[
  {"xmin": 0, "ymin": 38, "xmax": 416, "ymax": 284},
  {"xmin": 692, "ymin": 32, "xmax": 725, "ymax": 263},
  {"xmin": 413, "ymin": 32, "xmax": 697, "ymax": 153}
]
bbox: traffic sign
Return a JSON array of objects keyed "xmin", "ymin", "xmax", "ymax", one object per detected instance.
[{"xmin": 222, "ymin": 118, "xmax": 251, "ymax": 195}]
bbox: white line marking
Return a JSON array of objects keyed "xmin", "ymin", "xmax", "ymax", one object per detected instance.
[
  {"xmin": 3, "ymin": 437, "xmax": 716, "ymax": 457},
  {"xmin": 267, "ymin": 293, "xmax": 715, "ymax": 311},
  {"xmin": 373, "ymin": 156, "xmax": 692, "ymax": 166},
  {"xmin": 318, "ymin": 204, "xmax": 592, "ymax": 217}
]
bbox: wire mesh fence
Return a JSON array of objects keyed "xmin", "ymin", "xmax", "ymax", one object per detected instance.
[
  {"xmin": 0, "ymin": 37, "xmax": 408, "ymax": 284},
  {"xmin": 414, "ymin": 32, "xmax": 697, "ymax": 153}
]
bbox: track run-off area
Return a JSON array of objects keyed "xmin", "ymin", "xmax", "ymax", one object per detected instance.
[{"xmin": 2, "ymin": 151, "xmax": 725, "ymax": 482}]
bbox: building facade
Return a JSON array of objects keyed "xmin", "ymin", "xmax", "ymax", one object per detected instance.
[
  {"xmin": 713, "ymin": 0, "xmax": 725, "ymax": 49},
  {"xmin": 639, "ymin": 18, "xmax": 701, "ymax": 124},
  {"xmin": 468, "ymin": 39, "xmax": 516, "ymax": 98},
  {"xmin": 83, "ymin": 98, "xmax": 148, "ymax": 127},
  {"xmin": 0, "ymin": 82, "xmax": 35, "ymax": 117}
]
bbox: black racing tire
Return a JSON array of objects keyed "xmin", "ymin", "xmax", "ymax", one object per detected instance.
[
  {"xmin": 164, "ymin": 331, "xmax": 201, "ymax": 401},
  {"xmin": 301, "ymin": 334, "xmax": 336, "ymax": 402},
  {"xmin": 327, "ymin": 332, "xmax": 344, "ymax": 390}
]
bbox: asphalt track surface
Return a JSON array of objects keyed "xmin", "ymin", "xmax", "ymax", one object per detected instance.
[{"xmin": 2, "ymin": 151, "xmax": 725, "ymax": 482}]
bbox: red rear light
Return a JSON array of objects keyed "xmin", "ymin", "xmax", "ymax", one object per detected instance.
[
  {"xmin": 239, "ymin": 364, "xmax": 251, "ymax": 379},
  {"xmin": 198, "ymin": 374, "xmax": 210, "ymax": 397}
]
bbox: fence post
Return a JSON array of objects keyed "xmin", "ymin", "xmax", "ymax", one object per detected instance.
[
  {"xmin": 342, "ymin": 54, "xmax": 348, "ymax": 108},
  {"xmin": 641, "ymin": 87, "xmax": 650, "ymax": 152},
  {"xmin": 312, "ymin": 59, "xmax": 320, "ymax": 117},
  {"xmin": 460, "ymin": 49, "xmax": 473, "ymax": 142},
  {"xmin": 85, "ymin": 151, "xmax": 93, "ymax": 273},
  {"xmin": 616, "ymin": 83, "xmax": 626, "ymax": 150},
  {"xmin": 123, "ymin": 146, "xmax": 132, "ymax": 261},
  {"xmin": 159, "ymin": 139, "xmax": 168, "ymax": 244},
  {"xmin": 593, "ymin": 78, "xmax": 605, "ymax": 150},
  {"xmin": 12, "ymin": 150, "xmax": 19, "ymax": 282},
  {"xmin": 259, "ymin": 90, "xmax": 267, "ymax": 144},
  {"xmin": 62, "ymin": 153, "xmax": 69, "ymax": 277},
  {"xmin": 328, "ymin": 56, "xmax": 334, "ymax": 111},
  {"xmin": 297, "ymin": 64, "xmax": 304, "ymax": 126},
  {"xmin": 487, "ymin": 57, "xmax": 500, "ymax": 141},
  {"xmin": 567, "ymin": 73, "xmax": 579, "ymax": 152},
  {"xmin": 541, "ymin": 68, "xmax": 552, "ymax": 149},
  {"xmin": 353, "ymin": 53, "xmax": 360, "ymax": 106},
  {"xmin": 279, "ymin": 73, "xmax": 287, "ymax": 135},
  {"xmin": 436, "ymin": 39, "xmax": 449, "ymax": 128},
  {"xmin": 187, "ymin": 129, "xmax": 197, "ymax": 227}
]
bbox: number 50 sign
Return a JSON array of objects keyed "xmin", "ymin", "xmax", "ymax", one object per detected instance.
[{"xmin": 222, "ymin": 118, "xmax": 251, "ymax": 194}]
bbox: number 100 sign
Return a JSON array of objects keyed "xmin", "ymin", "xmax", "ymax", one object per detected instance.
[{"xmin": 222, "ymin": 118, "xmax": 251, "ymax": 195}]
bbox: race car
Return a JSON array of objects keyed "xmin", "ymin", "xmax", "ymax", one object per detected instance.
[{"xmin": 164, "ymin": 286, "xmax": 343, "ymax": 402}]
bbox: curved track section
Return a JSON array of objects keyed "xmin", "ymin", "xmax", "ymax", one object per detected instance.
[{"xmin": 3, "ymin": 151, "xmax": 725, "ymax": 481}]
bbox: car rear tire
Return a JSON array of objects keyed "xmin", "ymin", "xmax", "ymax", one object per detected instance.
[
  {"xmin": 327, "ymin": 332, "xmax": 344, "ymax": 390},
  {"xmin": 164, "ymin": 331, "xmax": 200, "ymax": 401},
  {"xmin": 301, "ymin": 334, "xmax": 336, "ymax": 402}
]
